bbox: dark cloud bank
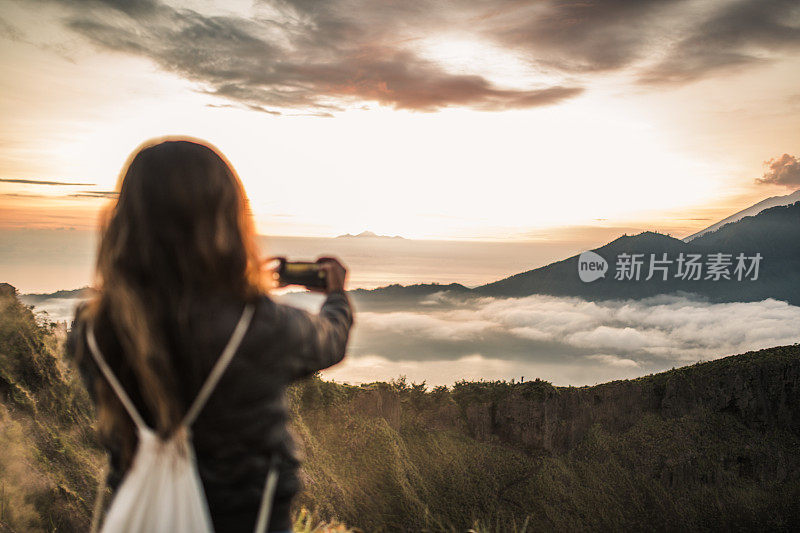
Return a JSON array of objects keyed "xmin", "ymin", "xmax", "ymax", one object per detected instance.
[{"xmin": 34, "ymin": 0, "xmax": 800, "ymax": 113}]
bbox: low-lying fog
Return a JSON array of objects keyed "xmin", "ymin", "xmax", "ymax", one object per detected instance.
[{"xmin": 33, "ymin": 291, "xmax": 800, "ymax": 387}]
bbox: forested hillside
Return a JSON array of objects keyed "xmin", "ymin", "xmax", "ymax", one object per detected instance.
[{"xmin": 2, "ymin": 284, "xmax": 800, "ymax": 531}]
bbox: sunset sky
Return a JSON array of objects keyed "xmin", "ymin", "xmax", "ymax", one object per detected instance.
[
  {"xmin": 1, "ymin": 0, "xmax": 800, "ymax": 241},
  {"xmin": 3, "ymin": 0, "xmax": 800, "ymax": 385}
]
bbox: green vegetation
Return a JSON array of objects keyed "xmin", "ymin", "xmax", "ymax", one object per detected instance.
[
  {"xmin": 0, "ymin": 283, "xmax": 102, "ymax": 532},
  {"xmin": 290, "ymin": 362, "xmax": 800, "ymax": 531},
  {"xmin": 2, "ymin": 284, "xmax": 800, "ymax": 531}
]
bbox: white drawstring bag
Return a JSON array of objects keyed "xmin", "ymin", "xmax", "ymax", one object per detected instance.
[{"xmin": 86, "ymin": 304, "xmax": 278, "ymax": 533}]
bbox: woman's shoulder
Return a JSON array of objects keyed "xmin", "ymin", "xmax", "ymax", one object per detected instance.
[
  {"xmin": 248, "ymin": 293, "xmax": 306, "ymax": 336},
  {"xmin": 66, "ymin": 292, "xmax": 300, "ymax": 354},
  {"xmin": 184, "ymin": 292, "xmax": 283, "ymax": 342}
]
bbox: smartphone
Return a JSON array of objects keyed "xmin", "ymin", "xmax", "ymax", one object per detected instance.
[{"xmin": 269, "ymin": 257, "xmax": 327, "ymax": 289}]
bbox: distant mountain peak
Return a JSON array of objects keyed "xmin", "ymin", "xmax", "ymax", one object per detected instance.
[
  {"xmin": 476, "ymin": 202, "xmax": 800, "ymax": 304},
  {"xmin": 604, "ymin": 231, "xmax": 683, "ymax": 248},
  {"xmin": 336, "ymin": 230, "xmax": 405, "ymax": 239},
  {"xmin": 684, "ymin": 188, "xmax": 800, "ymax": 242}
]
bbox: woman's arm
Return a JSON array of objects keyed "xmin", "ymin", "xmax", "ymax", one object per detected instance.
[
  {"xmin": 281, "ymin": 257, "xmax": 354, "ymax": 380},
  {"xmin": 282, "ymin": 289, "xmax": 353, "ymax": 380}
]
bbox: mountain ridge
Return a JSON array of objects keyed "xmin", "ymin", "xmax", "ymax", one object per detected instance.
[
  {"xmin": 18, "ymin": 202, "xmax": 800, "ymax": 307},
  {"xmin": 352, "ymin": 201, "xmax": 800, "ymax": 306},
  {"xmin": 335, "ymin": 230, "xmax": 405, "ymax": 239},
  {"xmin": 685, "ymin": 188, "xmax": 800, "ymax": 242}
]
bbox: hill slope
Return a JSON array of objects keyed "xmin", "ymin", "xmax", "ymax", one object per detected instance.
[
  {"xmin": 475, "ymin": 201, "xmax": 800, "ymax": 305},
  {"xmin": 685, "ymin": 188, "xmax": 800, "ymax": 241},
  {"xmin": 0, "ymin": 283, "xmax": 102, "ymax": 532},
  {"xmin": 293, "ymin": 344, "xmax": 800, "ymax": 530},
  {"xmin": 3, "ymin": 285, "xmax": 800, "ymax": 531}
]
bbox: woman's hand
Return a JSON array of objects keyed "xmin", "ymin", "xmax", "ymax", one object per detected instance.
[{"xmin": 316, "ymin": 256, "xmax": 347, "ymax": 293}]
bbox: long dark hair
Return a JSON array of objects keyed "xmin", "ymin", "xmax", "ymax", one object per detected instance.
[{"xmin": 82, "ymin": 137, "xmax": 266, "ymax": 464}]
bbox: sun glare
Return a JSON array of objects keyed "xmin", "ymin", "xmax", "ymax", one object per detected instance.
[{"xmin": 414, "ymin": 35, "xmax": 556, "ymax": 89}]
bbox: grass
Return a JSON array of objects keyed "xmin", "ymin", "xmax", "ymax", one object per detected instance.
[{"xmin": 3, "ymin": 285, "xmax": 800, "ymax": 531}]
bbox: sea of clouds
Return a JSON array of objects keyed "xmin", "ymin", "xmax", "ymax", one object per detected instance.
[
  {"xmin": 30, "ymin": 292, "xmax": 800, "ymax": 387},
  {"xmin": 326, "ymin": 292, "xmax": 800, "ymax": 386}
]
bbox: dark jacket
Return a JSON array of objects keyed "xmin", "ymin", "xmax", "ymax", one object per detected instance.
[{"xmin": 67, "ymin": 290, "xmax": 353, "ymax": 532}]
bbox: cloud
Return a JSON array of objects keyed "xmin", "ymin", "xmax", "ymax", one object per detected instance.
[
  {"xmin": 585, "ymin": 354, "xmax": 642, "ymax": 369},
  {"xmin": 26, "ymin": 0, "xmax": 800, "ymax": 111},
  {"xmin": 356, "ymin": 311, "xmax": 496, "ymax": 342},
  {"xmin": 323, "ymin": 292, "xmax": 800, "ymax": 385},
  {"xmin": 640, "ymin": 0, "xmax": 800, "ymax": 84},
  {"xmin": 1, "ymin": 193, "xmax": 48, "ymax": 198},
  {"xmin": 0, "ymin": 178, "xmax": 95, "ymax": 186},
  {"xmin": 24, "ymin": 297, "xmax": 83, "ymax": 325},
  {"xmin": 0, "ymin": 179, "xmax": 116, "ymax": 199},
  {"xmin": 29, "ymin": 289, "xmax": 800, "ymax": 386},
  {"xmin": 45, "ymin": 0, "xmax": 582, "ymax": 112},
  {"xmin": 485, "ymin": 0, "xmax": 691, "ymax": 73},
  {"xmin": 338, "ymin": 292, "xmax": 800, "ymax": 383},
  {"xmin": 756, "ymin": 153, "xmax": 800, "ymax": 187},
  {"xmin": 31, "ymin": 0, "xmax": 800, "ymax": 114},
  {"xmin": 0, "ymin": 15, "xmax": 25, "ymax": 41},
  {"xmin": 68, "ymin": 190, "xmax": 118, "ymax": 198}
]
